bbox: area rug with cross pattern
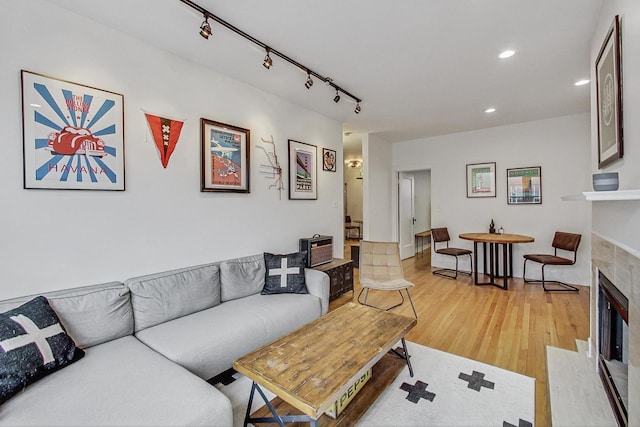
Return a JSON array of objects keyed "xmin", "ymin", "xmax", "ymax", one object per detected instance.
[{"xmin": 211, "ymin": 341, "xmax": 535, "ymax": 427}]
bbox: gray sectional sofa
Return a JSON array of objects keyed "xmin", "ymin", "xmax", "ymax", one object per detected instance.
[{"xmin": 0, "ymin": 254, "xmax": 330, "ymax": 426}]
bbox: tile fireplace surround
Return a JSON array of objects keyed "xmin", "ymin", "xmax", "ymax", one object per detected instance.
[{"xmin": 591, "ymin": 233, "xmax": 640, "ymax": 425}]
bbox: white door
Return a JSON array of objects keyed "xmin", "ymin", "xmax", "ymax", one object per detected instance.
[{"xmin": 399, "ymin": 172, "xmax": 415, "ymax": 260}]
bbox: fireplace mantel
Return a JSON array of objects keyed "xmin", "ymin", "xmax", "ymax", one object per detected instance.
[{"xmin": 561, "ymin": 189, "xmax": 640, "ymax": 201}]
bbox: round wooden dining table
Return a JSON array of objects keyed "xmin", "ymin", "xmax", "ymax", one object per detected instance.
[{"xmin": 459, "ymin": 233, "xmax": 534, "ymax": 290}]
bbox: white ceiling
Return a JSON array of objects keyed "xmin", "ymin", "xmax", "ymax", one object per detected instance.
[{"xmin": 50, "ymin": 0, "xmax": 603, "ymax": 150}]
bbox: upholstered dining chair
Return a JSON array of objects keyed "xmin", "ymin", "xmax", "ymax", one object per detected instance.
[
  {"xmin": 345, "ymin": 215, "xmax": 361, "ymax": 240},
  {"xmin": 523, "ymin": 231, "xmax": 581, "ymax": 292},
  {"xmin": 431, "ymin": 227, "xmax": 472, "ymax": 280},
  {"xmin": 357, "ymin": 241, "xmax": 417, "ymax": 318}
]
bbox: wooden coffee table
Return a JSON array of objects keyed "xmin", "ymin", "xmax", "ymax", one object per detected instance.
[{"xmin": 233, "ymin": 302, "xmax": 417, "ymax": 426}]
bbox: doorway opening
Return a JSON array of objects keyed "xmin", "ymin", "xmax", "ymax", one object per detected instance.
[
  {"xmin": 343, "ymin": 132, "xmax": 363, "ymax": 265},
  {"xmin": 398, "ymin": 170, "xmax": 431, "ymax": 260}
]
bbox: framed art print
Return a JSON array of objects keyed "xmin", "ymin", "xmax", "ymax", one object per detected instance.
[
  {"xmin": 201, "ymin": 118, "xmax": 250, "ymax": 193},
  {"xmin": 466, "ymin": 162, "xmax": 496, "ymax": 198},
  {"xmin": 21, "ymin": 70, "xmax": 125, "ymax": 190},
  {"xmin": 596, "ymin": 15, "xmax": 623, "ymax": 168},
  {"xmin": 288, "ymin": 139, "xmax": 317, "ymax": 200},
  {"xmin": 507, "ymin": 166, "xmax": 541, "ymax": 205},
  {"xmin": 322, "ymin": 148, "xmax": 337, "ymax": 172}
]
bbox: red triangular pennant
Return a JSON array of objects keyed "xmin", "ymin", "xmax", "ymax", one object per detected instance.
[{"xmin": 145, "ymin": 113, "xmax": 184, "ymax": 168}]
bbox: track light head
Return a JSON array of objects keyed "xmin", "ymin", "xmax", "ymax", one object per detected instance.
[
  {"xmin": 333, "ymin": 90, "xmax": 341, "ymax": 103},
  {"xmin": 263, "ymin": 49, "xmax": 272, "ymax": 69},
  {"xmin": 354, "ymin": 102, "xmax": 361, "ymax": 114},
  {"xmin": 199, "ymin": 16, "xmax": 212, "ymax": 39},
  {"xmin": 305, "ymin": 73, "xmax": 314, "ymax": 89}
]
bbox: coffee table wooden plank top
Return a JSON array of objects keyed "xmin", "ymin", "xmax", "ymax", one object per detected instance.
[{"xmin": 233, "ymin": 302, "xmax": 416, "ymax": 419}]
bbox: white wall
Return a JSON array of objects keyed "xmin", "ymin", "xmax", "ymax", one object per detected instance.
[
  {"xmin": 0, "ymin": 1, "xmax": 344, "ymax": 299},
  {"xmin": 362, "ymin": 133, "xmax": 394, "ymax": 241},
  {"xmin": 590, "ymin": 2, "xmax": 640, "ymax": 424},
  {"xmin": 590, "ymin": 1, "xmax": 640, "ymax": 254},
  {"xmin": 391, "ymin": 114, "xmax": 592, "ymax": 284}
]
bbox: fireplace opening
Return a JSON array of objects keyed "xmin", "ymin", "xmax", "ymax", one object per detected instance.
[{"xmin": 598, "ymin": 271, "xmax": 629, "ymax": 427}]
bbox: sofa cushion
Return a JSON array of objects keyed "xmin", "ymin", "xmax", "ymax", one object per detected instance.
[
  {"xmin": 220, "ymin": 254, "xmax": 265, "ymax": 302},
  {"xmin": 0, "ymin": 336, "xmax": 231, "ymax": 426},
  {"xmin": 125, "ymin": 264, "xmax": 221, "ymax": 332},
  {"xmin": 0, "ymin": 296, "xmax": 84, "ymax": 405},
  {"xmin": 0, "ymin": 282, "xmax": 133, "ymax": 349},
  {"xmin": 262, "ymin": 252, "xmax": 308, "ymax": 295},
  {"xmin": 135, "ymin": 292, "xmax": 322, "ymax": 380}
]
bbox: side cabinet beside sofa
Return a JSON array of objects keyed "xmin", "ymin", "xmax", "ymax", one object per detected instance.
[{"xmin": 313, "ymin": 258, "xmax": 354, "ymax": 301}]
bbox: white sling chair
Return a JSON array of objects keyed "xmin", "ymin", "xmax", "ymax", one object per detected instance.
[{"xmin": 357, "ymin": 240, "xmax": 418, "ymax": 318}]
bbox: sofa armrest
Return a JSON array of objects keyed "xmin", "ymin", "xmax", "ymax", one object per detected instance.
[{"xmin": 304, "ymin": 269, "xmax": 330, "ymax": 315}]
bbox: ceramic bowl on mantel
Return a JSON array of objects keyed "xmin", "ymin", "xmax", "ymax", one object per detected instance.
[{"xmin": 592, "ymin": 172, "xmax": 619, "ymax": 191}]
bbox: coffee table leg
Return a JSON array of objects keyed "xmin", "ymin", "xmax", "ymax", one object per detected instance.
[
  {"xmin": 245, "ymin": 381, "xmax": 320, "ymax": 426},
  {"xmin": 401, "ymin": 338, "xmax": 414, "ymax": 377},
  {"xmin": 243, "ymin": 382, "xmax": 257, "ymax": 427},
  {"xmin": 245, "ymin": 382, "xmax": 286, "ymax": 427}
]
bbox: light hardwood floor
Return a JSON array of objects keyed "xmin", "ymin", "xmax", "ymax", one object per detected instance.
[{"xmin": 331, "ymin": 241, "xmax": 591, "ymax": 427}]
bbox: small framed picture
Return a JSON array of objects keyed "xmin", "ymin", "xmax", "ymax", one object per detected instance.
[
  {"xmin": 288, "ymin": 139, "xmax": 317, "ymax": 200},
  {"xmin": 595, "ymin": 15, "xmax": 623, "ymax": 168},
  {"xmin": 21, "ymin": 70, "xmax": 125, "ymax": 190},
  {"xmin": 507, "ymin": 166, "xmax": 541, "ymax": 205},
  {"xmin": 201, "ymin": 118, "xmax": 250, "ymax": 193},
  {"xmin": 466, "ymin": 162, "xmax": 496, "ymax": 198},
  {"xmin": 322, "ymin": 148, "xmax": 337, "ymax": 172}
]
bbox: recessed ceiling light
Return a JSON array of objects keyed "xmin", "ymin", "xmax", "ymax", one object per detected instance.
[
  {"xmin": 485, "ymin": 107, "xmax": 496, "ymax": 113},
  {"xmin": 499, "ymin": 50, "xmax": 516, "ymax": 59},
  {"xmin": 30, "ymin": 103, "xmax": 42, "ymax": 108},
  {"xmin": 574, "ymin": 79, "xmax": 590, "ymax": 86}
]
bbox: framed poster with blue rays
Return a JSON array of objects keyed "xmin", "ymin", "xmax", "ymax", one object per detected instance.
[{"xmin": 21, "ymin": 70, "xmax": 125, "ymax": 190}]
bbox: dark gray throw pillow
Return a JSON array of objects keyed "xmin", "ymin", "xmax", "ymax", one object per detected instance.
[
  {"xmin": 262, "ymin": 252, "xmax": 308, "ymax": 295},
  {"xmin": 0, "ymin": 296, "xmax": 84, "ymax": 404}
]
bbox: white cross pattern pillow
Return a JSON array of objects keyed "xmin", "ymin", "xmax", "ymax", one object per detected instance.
[
  {"xmin": 262, "ymin": 252, "xmax": 308, "ymax": 295},
  {"xmin": 0, "ymin": 296, "xmax": 84, "ymax": 405}
]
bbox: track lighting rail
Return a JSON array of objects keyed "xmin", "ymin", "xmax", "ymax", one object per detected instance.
[{"xmin": 179, "ymin": 0, "xmax": 362, "ymax": 111}]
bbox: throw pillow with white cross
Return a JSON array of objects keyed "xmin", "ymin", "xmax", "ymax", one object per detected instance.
[
  {"xmin": 0, "ymin": 314, "xmax": 64, "ymax": 364},
  {"xmin": 0, "ymin": 296, "xmax": 84, "ymax": 405},
  {"xmin": 261, "ymin": 252, "xmax": 308, "ymax": 295},
  {"xmin": 268, "ymin": 257, "xmax": 301, "ymax": 287}
]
